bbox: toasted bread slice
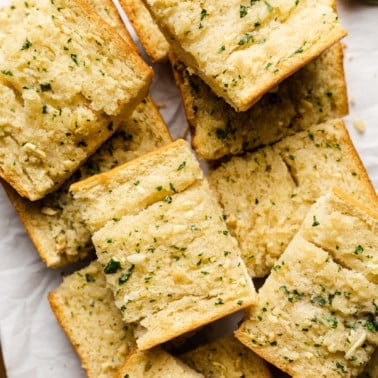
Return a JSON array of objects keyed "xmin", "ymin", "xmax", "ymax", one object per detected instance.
[
  {"xmin": 142, "ymin": 0, "xmax": 346, "ymax": 111},
  {"xmin": 49, "ymin": 261, "xmax": 136, "ymax": 378},
  {"xmin": 0, "ymin": 0, "xmax": 152, "ymax": 200},
  {"xmin": 180, "ymin": 334, "xmax": 272, "ymax": 378},
  {"xmin": 236, "ymin": 188, "xmax": 378, "ymax": 377},
  {"xmin": 1, "ymin": 0, "xmax": 171, "ymax": 267},
  {"xmin": 71, "ymin": 140, "xmax": 255, "ymax": 350}
]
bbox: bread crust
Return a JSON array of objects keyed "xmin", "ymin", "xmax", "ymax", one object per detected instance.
[{"xmin": 119, "ymin": 0, "xmax": 170, "ymax": 62}]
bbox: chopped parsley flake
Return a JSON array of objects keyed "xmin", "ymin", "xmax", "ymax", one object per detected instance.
[
  {"xmin": 119, "ymin": 265, "xmax": 135, "ymax": 285},
  {"xmin": 104, "ymin": 258, "xmax": 121, "ymax": 274},
  {"xmin": 21, "ymin": 39, "xmax": 32, "ymax": 50},
  {"xmin": 85, "ymin": 273, "xmax": 95, "ymax": 282}
]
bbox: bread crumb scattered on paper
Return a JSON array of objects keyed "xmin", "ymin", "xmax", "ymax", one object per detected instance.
[{"xmin": 353, "ymin": 119, "xmax": 366, "ymax": 134}]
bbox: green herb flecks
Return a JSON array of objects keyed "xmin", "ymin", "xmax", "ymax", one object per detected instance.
[
  {"xmin": 40, "ymin": 83, "xmax": 52, "ymax": 92},
  {"xmin": 70, "ymin": 53, "xmax": 78, "ymax": 65},
  {"xmin": 119, "ymin": 265, "xmax": 135, "ymax": 285},
  {"xmin": 104, "ymin": 258, "xmax": 122, "ymax": 274},
  {"xmin": 21, "ymin": 39, "xmax": 32, "ymax": 50},
  {"xmin": 85, "ymin": 273, "xmax": 95, "ymax": 282}
]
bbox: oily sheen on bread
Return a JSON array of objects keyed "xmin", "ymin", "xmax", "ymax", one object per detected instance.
[
  {"xmin": 235, "ymin": 188, "xmax": 378, "ymax": 378},
  {"xmin": 141, "ymin": 0, "xmax": 346, "ymax": 111},
  {"xmin": 0, "ymin": 0, "xmax": 152, "ymax": 200},
  {"xmin": 71, "ymin": 139, "xmax": 256, "ymax": 350},
  {"xmin": 208, "ymin": 119, "xmax": 377, "ymax": 277}
]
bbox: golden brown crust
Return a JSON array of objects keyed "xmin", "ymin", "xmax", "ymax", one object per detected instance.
[{"xmin": 119, "ymin": 0, "xmax": 170, "ymax": 62}]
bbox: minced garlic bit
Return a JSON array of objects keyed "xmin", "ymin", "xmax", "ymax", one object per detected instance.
[
  {"xmin": 23, "ymin": 142, "xmax": 47, "ymax": 159},
  {"xmin": 353, "ymin": 119, "xmax": 366, "ymax": 134},
  {"xmin": 41, "ymin": 206, "xmax": 59, "ymax": 216},
  {"xmin": 126, "ymin": 253, "xmax": 146, "ymax": 265}
]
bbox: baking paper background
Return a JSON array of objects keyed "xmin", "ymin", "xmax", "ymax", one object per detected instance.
[{"xmin": 0, "ymin": 1, "xmax": 377, "ymax": 377}]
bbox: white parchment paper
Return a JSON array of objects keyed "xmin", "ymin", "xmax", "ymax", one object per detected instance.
[{"xmin": 0, "ymin": 1, "xmax": 377, "ymax": 377}]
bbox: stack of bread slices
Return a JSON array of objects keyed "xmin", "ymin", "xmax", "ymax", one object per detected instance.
[{"xmin": 1, "ymin": 0, "xmax": 377, "ymax": 377}]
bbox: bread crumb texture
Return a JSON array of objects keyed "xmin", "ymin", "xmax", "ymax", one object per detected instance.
[
  {"xmin": 116, "ymin": 347, "xmax": 204, "ymax": 378},
  {"xmin": 208, "ymin": 119, "xmax": 377, "ymax": 277},
  {"xmin": 84, "ymin": 140, "xmax": 255, "ymax": 349},
  {"xmin": 143, "ymin": 0, "xmax": 346, "ymax": 111},
  {"xmin": 180, "ymin": 334, "xmax": 272, "ymax": 378},
  {"xmin": 236, "ymin": 190, "xmax": 378, "ymax": 377},
  {"xmin": 48, "ymin": 261, "xmax": 136, "ymax": 378},
  {"xmin": 171, "ymin": 43, "xmax": 348, "ymax": 160},
  {"xmin": 0, "ymin": 0, "xmax": 152, "ymax": 200},
  {"xmin": 70, "ymin": 139, "xmax": 203, "ymax": 233}
]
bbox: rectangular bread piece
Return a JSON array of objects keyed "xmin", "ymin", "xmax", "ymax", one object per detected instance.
[
  {"xmin": 48, "ymin": 261, "xmax": 136, "ymax": 378},
  {"xmin": 171, "ymin": 43, "xmax": 348, "ymax": 160},
  {"xmin": 207, "ymin": 119, "xmax": 377, "ymax": 277},
  {"xmin": 141, "ymin": 0, "xmax": 346, "ymax": 111},
  {"xmin": 119, "ymin": 0, "xmax": 170, "ymax": 62},
  {"xmin": 116, "ymin": 348, "xmax": 204, "ymax": 378},
  {"xmin": 235, "ymin": 188, "xmax": 378, "ymax": 377},
  {"xmin": 71, "ymin": 139, "xmax": 256, "ymax": 350},
  {"xmin": 180, "ymin": 334, "xmax": 272, "ymax": 378},
  {"xmin": 0, "ymin": 0, "xmax": 152, "ymax": 200}
]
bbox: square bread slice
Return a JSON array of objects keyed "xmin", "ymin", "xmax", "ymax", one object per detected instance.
[
  {"xmin": 119, "ymin": 0, "xmax": 170, "ymax": 62},
  {"xmin": 116, "ymin": 348, "xmax": 204, "ymax": 378},
  {"xmin": 180, "ymin": 334, "xmax": 272, "ymax": 378},
  {"xmin": 0, "ymin": 0, "xmax": 152, "ymax": 200},
  {"xmin": 207, "ymin": 119, "xmax": 377, "ymax": 277},
  {"xmin": 71, "ymin": 139, "xmax": 256, "ymax": 350},
  {"xmin": 235, "ymin": 189, "xmax": 378, "ymax": 378},
  {"xmin": 48, "ymin": 261, "xmax": 136, "ymax": 378},
  {"xmin": 2, "ymin": 96, "xmax": 172, "ymax": 267},
  {"xmin": 141, "ymin": 0, "xmax": 346, "ymax": 111},
  {"xmin": 171, "ymin": 43, "xmax": 348, "ymax": 160}
]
